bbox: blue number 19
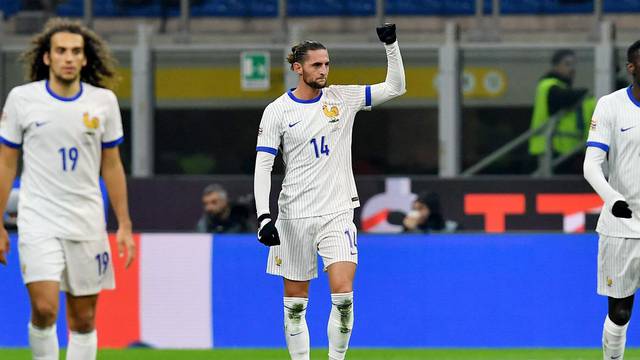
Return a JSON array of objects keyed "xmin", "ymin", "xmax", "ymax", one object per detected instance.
[
  {"xmin": 95, "ymin": 252, "xmax": 109, "ymax": 276},
  {"xmin": 310, "ymin": 136, "xmax": 330, "ymax": 158},
  {"xmin": 59, "ymin": 147, "xmax": 79, "ymax": 171}
]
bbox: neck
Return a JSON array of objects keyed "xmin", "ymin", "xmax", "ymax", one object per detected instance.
[
  {"xmin": 292, "ymin": 82, "xmax": 321, "ymax": 100},
  {"xmin": 48, "ymin": 76, "xmax": 81, "ymax": 98},
  {"xmin": 633, "ymin": 83, "xmax": 640, "ymax": 97}
]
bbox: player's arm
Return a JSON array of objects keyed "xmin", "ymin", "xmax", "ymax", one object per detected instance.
[
  {"xmin": 254, "ymin": 105, "xmax": 281, "ymax": 246},
  {"xmin": 0, "ymin": 90, "xmax": 23, "ymax": 265},
  {"xmin": 369, "ymin": 23, "xmax": 407, "ymax": 106},
  {"xmin": 0, "ymin": 145, "xmax": 18, "ymax": 265},
  {"xmin": 583, "ymin": 97, "xmax": 631, "ymax": 218},
  {"xmin": 101, "ymin": 147, "xmax": 136, "ymax": 267}
]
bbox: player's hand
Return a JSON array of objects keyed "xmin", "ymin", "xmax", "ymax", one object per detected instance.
[
  {"xmin": 116, "ymin": 225, "xmax": 136, "ymax": 269},
  {"xmin": 258, "ymin": 220, "xmax": 280, "ymax": 247},
  {"xmin": 376, "ymin": 23, "xmax": 397, "ymax": 45},
  {"xmin": 0, "ymin": 226, "xmax": 9, "ymax": 266},
  {"xmin": 612, "ymin": 200, "xmax": 632, "ymax": 218}
]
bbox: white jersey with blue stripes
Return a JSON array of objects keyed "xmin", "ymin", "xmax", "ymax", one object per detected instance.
[
  {"xmin": 256, "ymin": 85, "xmax": 370, "ymax": 219},
  {"xmin": 587, "ymin": 86, "xmax": 640, "ymax": 237},
  {"xmin": 0, "ymin": 80, "xmax": 124, "ymax": 240}
]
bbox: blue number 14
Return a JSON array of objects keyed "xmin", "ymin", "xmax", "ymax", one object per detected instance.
[{"xmin": 310, "ymin": 136, "xmax": 330, "ymax": 158}]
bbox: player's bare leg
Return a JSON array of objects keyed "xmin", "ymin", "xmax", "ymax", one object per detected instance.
[
  {"xmin": 27, "ymin": 281, "xmax": 60, "ymax": 360},
  {"xmin": 283, "ymin": 279, "xmax": 311, "ymax": 360},
  {"xmin": 327, "ymin": 261, "xmax": 356, "ymax": 360},
  {"xmin": 66, "ymin": 293, "xmax": 99, "ymax": 360},
  {"xmin": 603, "ymin": 295, "xmax": 634, "ymax": 360}
]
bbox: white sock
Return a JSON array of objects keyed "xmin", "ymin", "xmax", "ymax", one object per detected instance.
[
  {"xmin": 327, "ymin": 292, "xmax": 354, "ymax": 360},
  {"xmin": 28, "ymin": 322, "xmax": 59, "ymax": 360},
  {"xmin": 284, "ymin": 297, "xmax": 310, "ymax": 360},
  {"xmin": 603, "ymin": 315, "xmax": 629, "ymax": 360},
  {"xmin": 66, "ymin": 330, "xmax": 97, "ymax": 360}
]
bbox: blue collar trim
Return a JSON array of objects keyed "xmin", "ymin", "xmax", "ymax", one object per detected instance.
[
  {"xmin": 45, "ymin": 80, "xmax": 83, "ymax": 102},
  {"xmin": 287, "ymin": 89, "xmax": 322, "ymax": 104},
  {"xmin": 626, "ymin": 85, "xmax": 640, "ymax": 108}
]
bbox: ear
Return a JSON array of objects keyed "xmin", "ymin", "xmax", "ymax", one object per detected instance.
[
  {"xmin": 293, "ymin": 62, "xmax": 303, "ymax": 76},
  {"xmin": 43, "ymin": 52, "xmax": 50, "ymax": 66},
  {"xmin": 82, "ymin": 57, "xmax": 87, "ymax": 68},
  {"xmin": 627, "ymin": 62, "xmax": 634, "ymax": 75}
]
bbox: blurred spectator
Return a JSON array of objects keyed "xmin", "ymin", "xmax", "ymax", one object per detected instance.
[
  {"xmin": 402, "ymin": 192, "xmax": 457, "ymax": 233},
  {"xmin": 528, "ymin": 49, "xmax": 595, "ymax": 163},
  {"xmin": 196, "ymin": 184, "xmax": 251, "ymax": 233}
]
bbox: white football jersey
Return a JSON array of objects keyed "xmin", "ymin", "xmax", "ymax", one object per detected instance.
[
  {"xmin": 0, "ymin": 80, "xmax": 123, "ymax": 240},
  {"xmin": 256, "ymin": 85, "xmax": 371, "ymax": 219},
  {"xmin": 587, "ymin": 86, "xmax": 640, "ymax": 237}
]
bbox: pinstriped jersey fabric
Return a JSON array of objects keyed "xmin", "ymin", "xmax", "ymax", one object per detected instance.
[
  {"xmin": 587, "ymin": 87, "xmax": 640, "ymax": 237},
  {"xmin": 597, "ymin": 235, "xmax": 640, "ymax": 298},
  {"xmin": 267, "ymin": 209, "xmax": 358, "ymax": 281},
  {"xmin": 256, "ymin": 85, "xmax": 369, "ymax": 219}
]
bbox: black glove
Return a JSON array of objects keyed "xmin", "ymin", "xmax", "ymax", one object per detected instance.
[
  {"xmin": 376, "ymin": 23, "xmax": 396, "ymax": 45},
  {"xmin": 612, "ymin": 200, "xmax": 632, "ymax": 218},
  {"xmin": 258, "ymin": 215, "xmax": 280, "ymax": 246}
]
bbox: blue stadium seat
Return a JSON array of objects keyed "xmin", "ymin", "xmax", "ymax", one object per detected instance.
[
  {"xmin": 194, "ymin": 0, "xmax": 245, "ymax": 16},
  {"xmin": 385, "ymin": 0, "xmax": 443, "ymax": 16},
  {"xmin": 56, "ymin": 0, "xmax": 83, "ymax": 17},
  {"xmin": 288, "ymin": 0, "xmax": 375, "ymax": 16},
  {"xmin": 385, "ymin": 0, "xmax": 481, "ymax": 16},
  {"xmin": 442, "ymin": 0, "xmax": 476, "ymax": 15},
  {"xmin": 604, "ymin": 0, "xmax": 640, "ymax": 13},
  {"xmin": 498, "ymin": 0, "xmax": 543, "ymax": 14},
  {"xmin": 543, "ymin": 0, "xmax": 593, "ymax": 14},
  {"xmin": 0, "ymin": 0, "xmax": 22, "ymax": 18},
  {"xmin": 188, "ymin": 0, "xmax": 278, "ymax": 17},
  {"xmin": 247, "ymin": 0, "xmax": 278, "ymax": 17},
  {"xmin": 38, "ymin": 0, "xmax": 640, "ymax": 19}
]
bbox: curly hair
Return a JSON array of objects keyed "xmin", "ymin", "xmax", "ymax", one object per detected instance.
[{"xmin": 21, "ymin": 18, "xmax": 118, "ymax": 89}]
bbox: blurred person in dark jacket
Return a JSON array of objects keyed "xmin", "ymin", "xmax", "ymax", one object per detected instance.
[
  {"xmin": 403, "ymin": 192, "xmax": 456, "ymax": 233},
  {"xmin": 196, "ymin": 184, "xmax": 250, "ymax": 233}
]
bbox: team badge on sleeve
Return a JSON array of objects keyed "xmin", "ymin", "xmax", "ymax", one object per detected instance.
[
  {"xmin": 258, "ymin": 127, "xmax": 263, "ymax": 136},
  {"xmin": 590, "ymin": 117, "xmax": 597, "ymax": 131}
]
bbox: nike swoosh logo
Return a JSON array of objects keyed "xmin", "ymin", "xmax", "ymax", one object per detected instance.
[
  {"xmin": 35, "ymin": 121, "xmax": 49, "ymax": 127},
  {"xmin": 621, "ymin": 126, "xmax": 635, "ymax": 132},
  {"xmin": 289, "ymin": 332, "xmax": 303, "ymax": 337},
  {"xmin": 612, "ymin": 355, "xmax": 622, "ymax": 359},
  {"xmin": 288, "ymin": 121, "xmax": 302, "ymax": 128}
]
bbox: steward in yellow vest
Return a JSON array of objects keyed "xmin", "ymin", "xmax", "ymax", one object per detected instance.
[{"xmin": 529, "ymin": 49, "xmax": 594, "ymax": 156}]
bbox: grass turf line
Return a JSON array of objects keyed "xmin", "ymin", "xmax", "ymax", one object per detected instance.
[{"xmin": 0, "ymin": 348, "xmax": 636, "ymax": 359}]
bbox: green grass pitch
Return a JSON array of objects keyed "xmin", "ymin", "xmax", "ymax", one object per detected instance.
[{"xmin": 0, "ymin": 348, "xmax": 637, "ymax": 359}]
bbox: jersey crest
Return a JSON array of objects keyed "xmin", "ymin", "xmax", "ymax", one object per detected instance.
[
  {"xmin": 322, "ymin": 104, "xmax": 340, "ymax": 123},
  {"xmin": 83, "ymin": 112, "xmax": 100, "ymax": 130}
]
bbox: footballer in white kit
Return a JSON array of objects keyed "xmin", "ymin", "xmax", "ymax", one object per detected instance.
[
  {"xmin": 253, "ymin": 24, "xmax": 405, "ymax": 360},
  {"xmin": 584, "ymin": 40, "xmax": 640, "ymax": 360},
  {"xmin": 0, "ymin": 19, "xmax": 134, "ymax": 360}
]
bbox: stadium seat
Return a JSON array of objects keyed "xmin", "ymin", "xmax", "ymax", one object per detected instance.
[
  {"xmin": 604, "ymin": 0, "xmax": 640, "ymax": 13},
  {"xmin": 21, "ymin": 0, "xmax": 640, "ymax": 19},
  {"xmin": 0, "ymin": 0, "xmax": 22, "ymax": 18},
  {"xmin": 288, "ymin": 0, "xmax": 375, "ymax": 16}
]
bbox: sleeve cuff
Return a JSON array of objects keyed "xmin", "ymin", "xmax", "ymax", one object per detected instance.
[
  {"xmin": 0, "ymin": 136, "xmax": 22, "ymax": 149},
  {"xmin": 102, "ymin": 136, "xmax": 124, "ymax": 149},
  {"xmin": 256, "ymin": 146, "xmax": 278, "ymax": 156},
  {"xmin": 586, "ymin": 141, "xmax": 609, "ymax": 152}
]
